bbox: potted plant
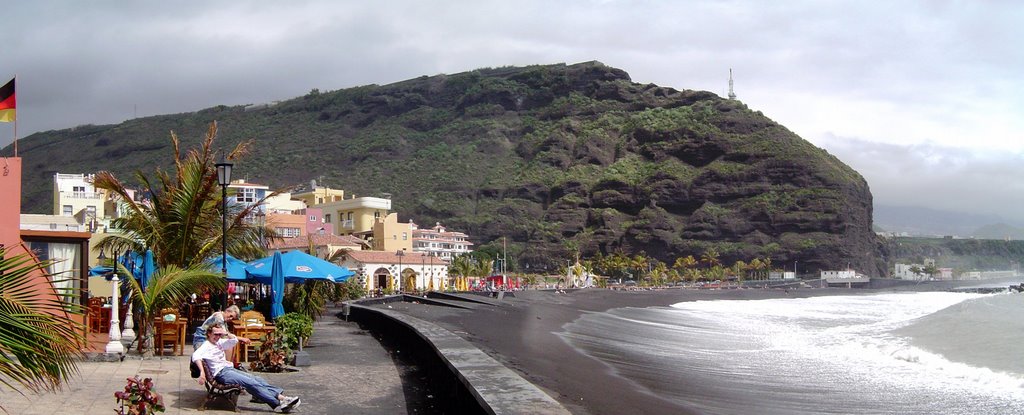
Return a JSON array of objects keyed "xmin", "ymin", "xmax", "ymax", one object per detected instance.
[
  {"xmin": 248, "ymin": 333, "xmax": 290, "ymax": 373},
  {"xmin": 274, "ymin": 312, "xmax": 313, "ymax": 350},
  {"xmin": 114, "ymin": 376, "xmax": 165, "ymax": 414}
]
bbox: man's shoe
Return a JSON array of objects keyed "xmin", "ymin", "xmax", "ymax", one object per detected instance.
[
  {"xmin": 274, "ymin": 396, "xmax": 298, "ymax": 413},
  {"xmin": 286, "ymin": 397, "xmax": 301, "ymax": 412},
  {"xmin": 278, "ymin": 397, "xmax": 300, "ymax": 413}
]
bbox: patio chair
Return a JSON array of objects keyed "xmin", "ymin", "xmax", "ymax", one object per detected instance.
[
  {"xmin": 198, "ymin": 358, "xmax": 243, "ymax": 411},
  {"xmin": 239, "ymin": 310, "xmax": 266, "ymax": 327},
  {"xmin": 155, "ymin": 310, "xmax": 182, "ymax": 355},
  {"xmin": 237, "ymin": 327, "xmax": 267, "ymax": 363}
]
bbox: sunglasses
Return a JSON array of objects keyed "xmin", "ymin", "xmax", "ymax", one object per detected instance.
[{"xmin": 210, "ymin": 332, "xmax": 226, "ymax": 338}]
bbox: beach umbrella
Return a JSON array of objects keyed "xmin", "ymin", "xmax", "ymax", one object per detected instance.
[
  {"xmin": 208, "ymin": 254, "xmax": 250, "ymax": 281},
  {"xmin": 88, "ymin": 265, "xmax": 114, "ymax": 276},
  {"xmin": 270, "ymin": 251, "xmax": 286, "ymax": 319},
  {"xmin": 245, "ymin": 250, "xmax": 354, "ymax": 284},
  {"xmin": 139, "ymin": 249, "xmax": 156, "ymax": 291}
]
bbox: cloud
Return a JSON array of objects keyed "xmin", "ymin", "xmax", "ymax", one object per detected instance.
[
  {"xmin": 816, "ymin": 133, "xmax": 1024, "ymax": 223},
  {"xmin": 2, "ymin": 1, "xmax": 1022, "ymax": 224}
]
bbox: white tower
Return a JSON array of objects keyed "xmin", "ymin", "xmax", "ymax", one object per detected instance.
[{"xmin": 728, "ymin": 68, "xmax": 737, "ymax": 100}]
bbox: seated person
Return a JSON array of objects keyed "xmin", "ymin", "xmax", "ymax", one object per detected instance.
[
  {"xmin": 192, "ymin": 305, "xmax": 240, "ymax": 350},
  {"xmin": 192, "ymin": 323, "xmax": 301, "ymax": 413}
]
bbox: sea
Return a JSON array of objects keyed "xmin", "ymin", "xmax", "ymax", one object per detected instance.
[{"xmin": 560, "ymin": 288, "xmax": 1024, "ymax": 414}]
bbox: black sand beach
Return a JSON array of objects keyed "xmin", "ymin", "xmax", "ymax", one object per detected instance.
[{"xmin": 380, "ymin": 288, "xmax": 865, "ymax": 415}]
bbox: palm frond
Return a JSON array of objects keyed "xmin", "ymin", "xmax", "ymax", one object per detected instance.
[{"xmin": 0, "ymin": 248, "xmax": 83, "ymax": 393}]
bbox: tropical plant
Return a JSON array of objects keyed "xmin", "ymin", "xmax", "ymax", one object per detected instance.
[
  {"xmin": 283, "ymin": 280, "xmax": 332, "ymax": 320},
  {"xmin": 701, "ymin": 249, "xmax": 721, "ymax": 270},
  {"xmin": 0, "ymin": 246, "xmax": 83, "ymax": 393},
  {"xmin": 249, "ymin": 333, "xmax": 289, "ymax": 373},
  {"xmin": 274, "ymin": 312, "xmax": 313, "ymax": 350},
  {"xmin": 114, "ymin": 376, "xmax": 165, "ymax": 415},
  {"xmin": 450, "ymin": 255, "xmax": 475, "ymax": 291},
  {"xmin": 92, "ymin": 122, "xmax": 271, "ymax": 355},
  {"xmin": 333, "ymin": 279, "xmax": 366, "ymax": 302},
  {"xmin": 120, "ymin": 263, "xmax": 225, "ymax": 355},
  {"xmin": 93, "ymin": 121, "xmax": 273, "ymax": 268},
  {"xmin": 922, "ymin": 264, "xmax": 939, "ymax": 279}
]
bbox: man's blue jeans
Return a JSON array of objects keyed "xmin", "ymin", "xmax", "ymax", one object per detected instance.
[{"xmin": 216, "ymin": 367, "xmax": 282, "ymax": 408}]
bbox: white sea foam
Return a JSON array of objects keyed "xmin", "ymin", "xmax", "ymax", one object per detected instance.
[{"xmin": 563, "ymin": 291, "xmax": 1024, "ymax": 414}]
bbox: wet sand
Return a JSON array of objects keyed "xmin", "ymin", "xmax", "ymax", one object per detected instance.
[{"xmin": 385, "ymin": 288, "xmax": 863, "ymax": 415}]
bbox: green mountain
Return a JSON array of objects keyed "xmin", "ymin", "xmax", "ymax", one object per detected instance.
[{"xmin": 3, "ymin": 61, "xmax": 884, "ymax": 275}]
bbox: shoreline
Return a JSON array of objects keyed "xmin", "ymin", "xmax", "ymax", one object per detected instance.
[{"xmin": 382, "ymin": 287, "xmax": 872, "ymax": 415}]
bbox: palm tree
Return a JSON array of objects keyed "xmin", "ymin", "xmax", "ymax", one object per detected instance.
[
  {"xmin": 450, "ymin": 255, "xmax": 475, "ymax": 291},
  {"xmin": 92, "ymin": 122, "xmax": 270, "ymax": 355},
  {"xmin": 700, "ymin": 249, "xmax": 721, "ymax": 270},
  {"xmin": 731, "ymin": 260, "xmax": 748, "ymax": 282},
  {"xmin": 93, "ymin": 122, "xmax": 269, "ymax": 267},
  {"xmin": 0, "ymin": 246, "xmax": 83, "ymax": 392},
  {"xmin": 121, "ymin": 264, "xmax": 225, "ymax": 356}
]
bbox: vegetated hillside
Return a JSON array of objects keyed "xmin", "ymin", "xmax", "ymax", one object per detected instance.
[
  {"xmin": 886, "ymin": 237, "xmax": 1024, "ymax": 272},
  {"xmin": 3, "ymin": 61, "xmax": 885, "ymax": 276}
]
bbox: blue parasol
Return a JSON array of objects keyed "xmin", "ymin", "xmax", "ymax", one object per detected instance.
[
  {"xmin": 244, "ymin": 250, "xmax": 354, "ymax": 284},
  {"xmin": 139, "ymin": 249, "xmax": 156, "ymax": 291},
  {"xmin": 269, "ymin": 251, "xmax": 286, "ymax": 319},
  {"xmin": 208, "ymin": 254, "xmax": 250, "ymax": 281}
]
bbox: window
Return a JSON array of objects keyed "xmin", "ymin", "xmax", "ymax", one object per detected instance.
[
  {"xmin": 402, "ymin": 232, "xmax": 407, "ymax": 240},
  {"xmin": 62, "ymin": 205, "xmax": 73, "ymax": 216},
  {"xmin": 309, "ymin": 215, "xmax": 317, "ymax": 222},
  {"xmin": 72, "ymin": 186, "xmax": 86, "ymax": 194},
  {"xmin": 237, "ymin": 188, "xmax": 256, "ymax": 203},
  {"xmin": 347, "ymin": 212, "xmax": 353, "ymax": 220},
  {"xmin": 324, "ymin": 214, "xmax": 332, "ymax": 223},
  {"xmin": 374, "ymin": 211, "xmax": 380, "ymax": 220},
  {"xmin": 276, "ymin": 227, "xmax": 301, "ymax": 238}
]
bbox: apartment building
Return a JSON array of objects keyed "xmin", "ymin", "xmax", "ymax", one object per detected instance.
[{"xmin": 411, "ymin": 221, "xmax": 473, "ymax": 261}]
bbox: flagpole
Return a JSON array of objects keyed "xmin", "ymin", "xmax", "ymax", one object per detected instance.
[{"xmin": 12, "ymin": 74, "xmax": 16, "ymax": 157}]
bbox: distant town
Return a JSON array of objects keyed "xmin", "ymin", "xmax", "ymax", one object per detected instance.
[{"xmin": 19, "ymin": 171, "xmax": 1020, "ymax": 302}]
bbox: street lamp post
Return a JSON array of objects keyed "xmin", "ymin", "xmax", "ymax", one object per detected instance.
[
  {"xmin": 216, "ymin": 156, "xmax": 233, "ymax": 277},
  {"xmin": 99, "ymin": 250, "xmax": 124, "ymax": 354},
  {"xmin": 396, "ymin": 249, "xmax": 405, "ymax": 293}
]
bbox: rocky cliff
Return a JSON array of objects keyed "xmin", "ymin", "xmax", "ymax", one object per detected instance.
[{"xmin": 5, "ymin": 61, "xmax": 886, "ymax": 276}]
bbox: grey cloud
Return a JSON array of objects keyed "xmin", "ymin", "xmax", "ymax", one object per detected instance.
[
  {"xmin": 818, "ymin": 133, "xmax": 1024, "ymax": 223},
  {"xmin": 2, "ymin": 1, "xmax": 1022, "ymax": 224}
]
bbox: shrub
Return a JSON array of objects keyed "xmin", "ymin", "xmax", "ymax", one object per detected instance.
[
  {"xmin": 249, "ymin": 333, "xmax": 290, "ymax": 373},
  {"xmin": 274, "ymin": 312, "xmax": 313, "ymax": 350}
]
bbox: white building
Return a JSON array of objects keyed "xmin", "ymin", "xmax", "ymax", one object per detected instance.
[
  {"xmin": 336, "ymin": 250, "xmax": 448, "ymax": 294},
  {"xmin": 411, "ymin": 221, "xmax": 473, "ymax": 261},
  {"xmin": 53, "ymin": 173, "xmax": 105, "ymax": 222},
  {"xmin": 821, "ymin": 270, "xmax": 858, "ymax": 279}
]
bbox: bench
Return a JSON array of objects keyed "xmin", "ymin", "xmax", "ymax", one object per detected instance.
[{"xmin": 196, "ymin": 358, "xmax": 244, "ymax": 411}]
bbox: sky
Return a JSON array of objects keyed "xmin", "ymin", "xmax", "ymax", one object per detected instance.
[{"xmin": 2, "ymin": 1, "xmax": 1022, "ymax": 223}]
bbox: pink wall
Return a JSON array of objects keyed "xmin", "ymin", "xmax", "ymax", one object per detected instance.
[
  {"xmin": 300, "ymin": 207, "xmax": 333, "ymax": 235},
  {"xmin": 0, "ymin": 157, "xmax": 22, "ymax": 249}
]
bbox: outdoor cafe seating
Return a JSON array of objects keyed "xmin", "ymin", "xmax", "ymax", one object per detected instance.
[
  {"xmin": 232, "ymin": 310, "xmax": 275, "ymax": 362},
  {"xmin": 87, "ymin": 297, "xmax": 110, "ymax": 334},
  {"xmin": 155, "ymin": 307, "xmax": 186, "ymax": 356}
]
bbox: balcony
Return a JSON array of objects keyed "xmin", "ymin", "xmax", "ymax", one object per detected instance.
[
  {"xmin": 341, "ymin": 219, "xmax": 354, "ymax": 230},
  {"xmin": 61, "ymin": 191, "xmax": 104, "ymax": 200}
]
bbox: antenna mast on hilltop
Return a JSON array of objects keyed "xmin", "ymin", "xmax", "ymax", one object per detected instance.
[{"xmin": 728, "ymin": 68, "xmax": 737, "ymax": 100}]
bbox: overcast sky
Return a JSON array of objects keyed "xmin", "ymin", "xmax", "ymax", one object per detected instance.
[{"xmin": 2, "ymin": 1, "xmax": 1022, "ymax": 223}]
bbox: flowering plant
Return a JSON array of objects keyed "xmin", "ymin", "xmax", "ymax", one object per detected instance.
[{"xmin": 114, "ymin": 376, "xmax": 165, "ymax": 414}]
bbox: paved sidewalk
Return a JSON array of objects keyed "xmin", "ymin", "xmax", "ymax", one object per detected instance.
[{"xmin": 0, "ymin": 313, "xmax": 408, "ymax": 415}]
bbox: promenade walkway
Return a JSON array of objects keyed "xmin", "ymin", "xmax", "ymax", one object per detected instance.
[{"xmin": 0, "ymin": 311, "xmax": 409, "ymax": 414}]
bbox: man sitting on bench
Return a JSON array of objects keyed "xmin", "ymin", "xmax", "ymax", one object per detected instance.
[{"xmin": 192, "ymin": 323, "xmax": 301, "ymax": 413}]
